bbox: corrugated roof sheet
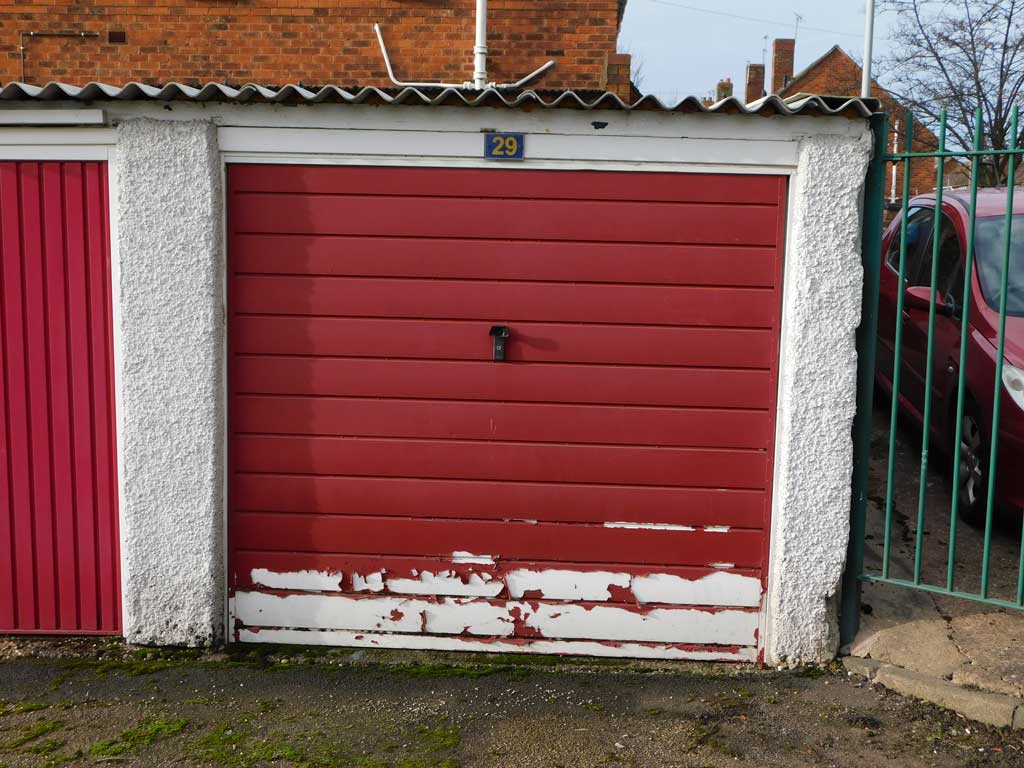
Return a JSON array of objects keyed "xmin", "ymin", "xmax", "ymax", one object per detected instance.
[{"xmin": 0, "ymin": 81, "xmax": 880, "ymax": 118}]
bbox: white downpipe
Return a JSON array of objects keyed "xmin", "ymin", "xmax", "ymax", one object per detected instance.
[
  {"xmin": 473, "ymin": 0, "xmax": 488, "ymax": 90},
  {"xmin": 861, "ymin": 0, "xmax": 875, "ymax": 98}
]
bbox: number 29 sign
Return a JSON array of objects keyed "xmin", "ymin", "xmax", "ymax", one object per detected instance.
[{"xmin": 484, "ymin": 133, "xmax": 525, "ymax": 160}]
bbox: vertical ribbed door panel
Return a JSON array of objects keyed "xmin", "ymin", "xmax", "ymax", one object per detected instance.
[{"xmin": 0, "ymin": 161, "xmax": 120, "ymax": 634}]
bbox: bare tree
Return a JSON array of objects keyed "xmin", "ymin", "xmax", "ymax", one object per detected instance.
[{"xmin": 879, "ymin": 0, "xmax": 1024, "ymax": 184}]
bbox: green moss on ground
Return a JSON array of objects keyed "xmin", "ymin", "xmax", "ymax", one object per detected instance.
[
  {"xmin": 88, "ymin": 717, "xmax": 188, "ymax": 757},
  {"xmin": 5, "ymin": 719, "xmax": 64, "ymax": 749},
  {"xmin": 0, "ymin": 700, "xmax": 49, "ymax": 716}
]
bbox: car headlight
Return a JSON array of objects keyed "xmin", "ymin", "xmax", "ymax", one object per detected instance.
[{"xmin": 1004, "ymin": 364, "xmax": 1024, "ymax": 411}]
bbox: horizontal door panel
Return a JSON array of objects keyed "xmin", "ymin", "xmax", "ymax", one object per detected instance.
[
  {"xmin": 231, "ymin": 357, "xmax": 776, "ymax": 409},
  {"xmin": 233, "ymin": 395, "xmax": 772, "ymax": 449},
  {"xmin": 231, "ymin": 235, "xmax": 779, "ymax": 288},
  {"xmin": 232, "ymin": 317, "xmax": 776, "ymax": 367},
  {"xmin": 233, "ymin": 435, "xmax": 769, "ymax": 489},
  {"xmin": 230, "ymin": 474, "xmax": 767, "ymax": 527},
  {"xmin": 229, "ymin": 165, "xmax": 785, "ymax": 206},
  {"xmin": 233, "ymin": 513, "xmax": 765, "ymax": 568},
  {"xmin": 231, "ymin": 194, "xmax": 780, "ymax": 246},
  {"xmin": 233, "ymin": 275, "xmax": 777, "ymax": 328},
  {"xmin": 233, "ymin": 591, "xmax": 759, "ymax": 644},
  {"xmin": 232, "ymin": 550, "xmax": 764, "ymax": 607}
]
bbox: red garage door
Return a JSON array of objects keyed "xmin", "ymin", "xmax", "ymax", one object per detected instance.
[
  {"xmin": 228, "ymin": 165, "xmax": 785, "ymax": 660},
  {"xmin": 0, "ymin": 161, "xmax": 120, "ymax": 634}
]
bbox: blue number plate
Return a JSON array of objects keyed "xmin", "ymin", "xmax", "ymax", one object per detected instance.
[{"xmin": 484, "ymin": 133, "xmax": 525, "ymax": 160}]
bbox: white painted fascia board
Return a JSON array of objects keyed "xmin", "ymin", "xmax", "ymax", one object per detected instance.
[
  {"xmin": 0, "ymin": 108, "xmax": 106, "ymax": 125},
  {"xmin": 218, "ymin": 126, "xmax": 799, "ymax": 169},
  {"xmin": 0, "ymin": 126, "xmax": 116, "ymax": 160}
]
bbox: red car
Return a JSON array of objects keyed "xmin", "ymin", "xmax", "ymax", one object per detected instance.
[{"xmin": 877, "ymin": 189, "xmax": 1024, "ymax": 523}]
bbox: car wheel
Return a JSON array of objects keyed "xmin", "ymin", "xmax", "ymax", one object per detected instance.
[{"xmin": 957, "ymin": 400, "xmax": 989, "ymax": 527}]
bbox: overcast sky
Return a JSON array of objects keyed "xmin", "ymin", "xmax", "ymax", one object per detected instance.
[{"xmin": 619, "ymin": 0, "xmax": 896, "ymax": 103}]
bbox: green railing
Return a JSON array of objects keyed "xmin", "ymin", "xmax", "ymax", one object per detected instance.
[{"xmin": 841, "ymin": 107, "xmax": 1024, "ymax": 645}]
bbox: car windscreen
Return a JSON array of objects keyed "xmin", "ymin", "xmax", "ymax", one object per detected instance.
[{"xmin": 975, "ymin": 214, "xmax": 1024, "ymax": 317}]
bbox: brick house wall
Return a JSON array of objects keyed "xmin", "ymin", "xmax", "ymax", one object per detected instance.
[
  {"xmin": 776, "ymin": 45, "xmax": 938, "ymax": 198},
  {"xmin": 0, "ymin": 0, "xmax": 631, "ymax": 97}
]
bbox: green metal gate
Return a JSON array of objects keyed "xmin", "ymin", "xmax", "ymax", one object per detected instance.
[{"xmin": 841, "ymin": 107, "xmax": 1024, "ymax": 646}]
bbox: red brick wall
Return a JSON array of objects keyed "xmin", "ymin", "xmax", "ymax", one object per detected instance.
[
  {"xmin": 780, "ymin": 47, "xmax": 938, "ymax": 197},
  {"xmin": 0, "ymin": 0, "xmax": 631, "ymax": 97}
]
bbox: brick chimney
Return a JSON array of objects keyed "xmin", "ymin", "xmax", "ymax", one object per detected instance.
[
  {"xmin": 771, "ymin": 38, "xmax": 795, "ymax": 93},
  {"xmin": 744, "ymin": 63, "xmax": 765, "ymax": 103},
  {"xmin": 715, "ymin": 77, "xmax": 733, "ymax": 102}
]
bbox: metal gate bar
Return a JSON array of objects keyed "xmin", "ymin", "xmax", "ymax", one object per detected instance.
[{"xmin": 842, "ymin": 106, "xmax": 1024, "ymax": 646}]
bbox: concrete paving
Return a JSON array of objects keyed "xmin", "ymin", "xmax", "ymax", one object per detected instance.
[{"xmin": 846, "ymin": 402, "xmax": 1024, "ymax": 727}]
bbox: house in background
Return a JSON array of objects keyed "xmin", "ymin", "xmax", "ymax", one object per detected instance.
[
  {"xmin": 742, "ymin": 40, "xmax": 939, "ymax": 202},
  {"xmin": 0, "ymin": 0, "xmax": 633, "ymax": 98}
]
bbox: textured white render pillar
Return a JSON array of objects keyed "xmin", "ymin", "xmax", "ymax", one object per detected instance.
[{"xmin": 114, "ymin": 118, "xmax": 225, "ymax": 645}]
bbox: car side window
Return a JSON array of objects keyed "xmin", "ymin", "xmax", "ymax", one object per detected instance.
[
  {"xmin": 885, "ymin": 207, "xmax": 933, "ymax": 285},
  {"xmin": 933, "ymin": 214, "xmax": 964, "ymax": 303}
]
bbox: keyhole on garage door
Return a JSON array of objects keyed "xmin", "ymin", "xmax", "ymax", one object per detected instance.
[{"xmin": 489, "ymin": 325, "xmax": 510, "ymax": 361}]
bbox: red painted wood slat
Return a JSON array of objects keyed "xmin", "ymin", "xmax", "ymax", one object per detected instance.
[
  {"xmin": 233, "ymin": 395, "xmax": 772, "ymax": 449},
  {"xmin": 231, "ymin": 235, "xmax": 778, "ymax": 288},
  {"xmin": 21, "ymin": 163, "xmax": 59, "ymax": 631},
  {"xmin": 1, "ymin": 164, "xmax": 37, "ymax": 629},
  {"xmin": 65, "ymin": 162, "xmax": 99, "ymax": 632},
  {"xmin": 233, "ymin": 512, "xmax": 765, "ymax": 568},
  {"xmin": 231, "ymin": 550, "xmax": 761, "ymax": 599},
  {"xmin": 233, "ymin": 316, "xmax": 776, "ymax": 367},
  {"xmin": 231, "ymin": 194, "xmax": 780, "ymax": 246},
  {"xmin": 0, "ymin": 161, "xmax": 119, "ymax": 634},
  {"xmin": 232, "ymin": 474, "xmax": 766, "ymax": 528},
  {"xmin": 235, "ymin": 434, "xmax": 769, "ymax": 490},
  {"xmin": 42, "ymin": 162, "xmax": 78, "ymax": 630},
  {"xmin": 232, "ymin": 357, "xmax": 775, "ymax": 409},
  {"xmin": 229, "ymin": 165, "xmax": 784, "ymax": 205},
  {"xmin": 232, "ymin": 276, "xmax": 777, "ymax": 328}
]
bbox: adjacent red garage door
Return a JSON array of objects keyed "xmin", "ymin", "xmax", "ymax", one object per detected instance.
[
  {"xmin": 228, "ymin": 165, "xmax": 785, "ymax": 660},
  {"xmin": 0, "ymin": 161, "xmax": 120, "ymax": 634}
]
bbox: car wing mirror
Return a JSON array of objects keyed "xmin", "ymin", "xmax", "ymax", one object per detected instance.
[
  {"xmin": 903, "ymin": 286, "xmax": 936, "ymax": 311},
  {"xmin": 903, "ymin": 286, "xmax": 960, "ymax": 318}
]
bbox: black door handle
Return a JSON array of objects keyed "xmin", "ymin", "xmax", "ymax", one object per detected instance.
[{"xmin": 489, "ymin": 325, "xmax": 510, "ymax": 361}]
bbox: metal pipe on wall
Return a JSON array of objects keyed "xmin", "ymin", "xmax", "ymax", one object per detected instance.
[
  {"xmin": 18, "ymin": 30, "xmax": 99, "ymax": 85},
  {"xmin": 861, "ymin": 0, "xmax": 875, "ymax": 98},
  {"xmin": 473, "ymin": 0, "xmax": 488, "ymax": 89}
]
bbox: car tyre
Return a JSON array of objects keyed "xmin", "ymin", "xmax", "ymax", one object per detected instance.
[{"xmin": 956, "ymin": 398, "xmax": 990, "ymax": 528}]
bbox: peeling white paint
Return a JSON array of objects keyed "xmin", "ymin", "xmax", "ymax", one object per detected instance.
[
  {"xmin": 351, "ymin": 572, "xmax": 385, "ymax": 593},
  {"xmin": 386, "ymin": 571, "xmax": 504, "ymax": 598},
  {"xmin": 630, "ymin": 572, "xmax": 761, "ymax": 608},
  {"xmin": 451, "ymin": 551, "xmax": 496, "ymax": 565},
  {"xmin": 238, "ymin": 628, "xmax": 759, "ymax": 662},
  {"xmin": 251, "ymin": 569, "xmax": 343, "ymax": 592},
  {"xmin": 505, "ymin": 569, "xmax": 631, "ymax": 601},
  {"xmin": 602, "ymin": 522, "xmax": 697, "ymax": 531},
  {"xmin": 522, "ymin": 603, "xmax": 755, "ymax": 645},
  {"xmin": 233, "ymin": 591, "xmax": 758, "ymax": 645}
]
